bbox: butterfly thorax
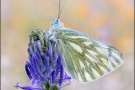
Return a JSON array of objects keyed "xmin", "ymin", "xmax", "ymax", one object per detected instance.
[{"xmin": 46, "ymin": 18, "xmax": 64, "ymax": 40}]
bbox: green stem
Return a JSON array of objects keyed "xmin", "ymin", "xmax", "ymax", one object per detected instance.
[{"xmin": 43, "ymin": 83, "xmax": 59, "ymax": 90}]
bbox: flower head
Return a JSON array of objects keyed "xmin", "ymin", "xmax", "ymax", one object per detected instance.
[{"xmin": 15, "ymin": 29, "xmax": 71, "ymax": 90}]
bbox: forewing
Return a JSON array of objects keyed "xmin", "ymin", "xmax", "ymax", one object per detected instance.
[{"xmin": 54, "ymin": 28, "xmax": 123, "ymax": 82}]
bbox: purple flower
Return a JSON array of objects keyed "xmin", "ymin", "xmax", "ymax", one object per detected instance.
[{"xmin": 15, "ymin": 29, "xmax": 71, "ymax": 90}]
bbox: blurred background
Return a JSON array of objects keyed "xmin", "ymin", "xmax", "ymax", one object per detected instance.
[{"xmin": 1, "ymin": 0, "xmax": 134, "ymax": 90}]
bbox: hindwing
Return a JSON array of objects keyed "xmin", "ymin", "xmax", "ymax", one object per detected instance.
[{"xmin": 53, "ymin": 28, "xmax": 123, "ymax": 82}]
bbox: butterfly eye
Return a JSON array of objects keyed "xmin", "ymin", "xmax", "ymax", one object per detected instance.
[{"xmin": 51, "ymin": 18, "xmax": 58, "ymax": 26}]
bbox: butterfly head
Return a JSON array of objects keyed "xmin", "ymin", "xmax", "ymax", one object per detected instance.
[
  {"xmin": 50, "ymin": 18, "xmax": 64, "ymax": 29},
  {"xmin": 46, "ymin": 18, "xmax": 64, "ymax": 41}
]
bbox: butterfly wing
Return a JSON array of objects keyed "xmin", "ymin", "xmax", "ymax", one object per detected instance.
[
  {"xmin": 53, "ymin": 28, "xmax": 123, "ymax": 82},
  {"xmin": 92, "ymin": 39, "xmax": 124, "ymax": 75}
]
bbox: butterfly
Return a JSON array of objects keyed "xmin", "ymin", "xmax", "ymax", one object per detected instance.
[{"xmin": 38, "ymin": 18, "xmax": 124, "ymax": 82}]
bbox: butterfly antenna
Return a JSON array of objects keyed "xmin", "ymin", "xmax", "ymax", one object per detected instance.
[
  {"xmin": 57, "ymin": 0, "xmax": 66, "ymax": 20},
  {"xmin": 58, "ymin": 0, "xmax": 61, "ymax": 19}
]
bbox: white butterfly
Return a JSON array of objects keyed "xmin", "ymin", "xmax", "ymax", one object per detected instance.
[{"xmin": 37, "ymin": 18, "xmax": 124, "ymax": 82}]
